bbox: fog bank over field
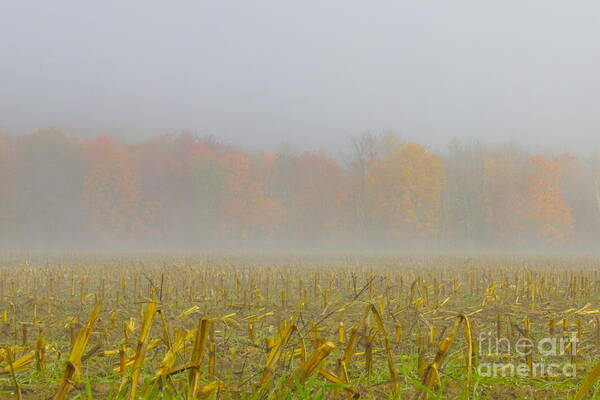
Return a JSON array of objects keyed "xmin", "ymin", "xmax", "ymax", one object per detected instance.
[
  {"xmin": 2, "ymin": 1, "xmax": 600, "ymax": 153},
  {"xmin": 0, "ymin": 130, "xmax": 599, "ymax": 252},
  {"xmin": 1, "ymin": 2, "xmax": 600, "ymax": 252}
]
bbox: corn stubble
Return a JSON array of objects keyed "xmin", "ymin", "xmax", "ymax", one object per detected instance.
[{"xmin": 1, "ymin": 254, "xmax": 600, "ymax": 399}]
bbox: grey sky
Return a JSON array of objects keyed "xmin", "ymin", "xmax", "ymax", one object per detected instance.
[{"xmin": 1, "ymin": 1, "xmax": 600, "ymax": 153}]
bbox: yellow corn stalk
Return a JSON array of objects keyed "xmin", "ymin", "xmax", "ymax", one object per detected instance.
[
  {"xmin": 35, "ymin": 330, "xmax": 45, "ymax": 371},
  {"xmin": 338, "ymin": 322, "xmax": 345, "ymax": 344},
  {"xmin": 0, "ymin": 350, "xmax": 35, "ymax": 375},
  {"xmin": 369, "ymin": 304, "xmax": 399, "ymax": 395},
  {"xmin": 575, "ymin": 360, "xmax": 600, "ymax": 400},
  {"xmin": 343, "ymin": 326, "xmax": 359, "ymax": 366},
  {"xmin": 259, "ymin": 323, "xmax": 296, "ymax": 386},
  {"xmin": 319, "ymin": 368, "xmax": 359, "ymax": 398},
  {"xmin": 4, "ymin": 347, "xmax": 22, "ymax": 400},
  {"xmin": 416, "ymin": 315, "xmax": 464, "ymax": 399},
  {"xmin": 197, "ymin": 380, "xmax": 222, "ymax": 399},
  {"xmin": 462, "ymin": 315, "xmax": 474, "ymax": 398},
  {"xmin": 177, "ymin": 305, "xmax": 200, "ymax": 320},
  {"xmin": 53, "ymin": 302, "xmax": 102, "ymax": 400},
  {"xmin": 291, "ymin": 341, "xmax": 335, "ymax": 385},
  {"xmin": 188, "ymin": 317, "xmax": 211, "ymax": 399},
  {"xmin": 208, "ymin": 342, "xmax": 216, "ymax": 377},
  {"xmin": 154, "ymin": 329, "xmax": 195, "ymax": 379},
  {"xmin": 129, "ymin": 300, "xmax": 157, "ymax": 399}
]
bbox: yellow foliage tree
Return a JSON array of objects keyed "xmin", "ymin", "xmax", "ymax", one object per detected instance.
[{"xmin": 366, "ymin": 140, "xmax": 445, "ymax": 240}]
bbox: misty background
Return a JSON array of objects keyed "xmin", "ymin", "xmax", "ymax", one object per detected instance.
[
  {"xmin": 1, "ymin": 1, "xmax": 600, "ymax": 252},
  {"xmin": 2, "ymin": 1, "xmax": 600, "ymax": 153}
]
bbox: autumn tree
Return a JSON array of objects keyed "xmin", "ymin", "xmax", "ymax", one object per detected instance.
[
  {"xmin": 266, "ymin": 143, "xmax": 297, "ymax": 241},
  {"xmin": 523, "ymin": 154, "xmax": 574, "ymax": 245},
  {"xmin": 2, "ymin": 125, "xmax": 600, "ymax": 250},
  {"xmin": 131, "ymin": 134, "xmax": 182, "ymax": 241},
  {"xmin": 132, "ymin": 133, "xmax": 230, "ymax": 246},
  {"xmin": 82, "ymin": 135, "xmax": 148, "ymax": 244},
  {"xmin": 366, "ymin": 139, "xmax": 446, "ymax": 242},
  {"xmin": 218, "ymin": 151, "xmax": 284, "ymax": 243},
  {"xmin": 266, "ymin": 143, "xmax": 297, "ymax": 209}
]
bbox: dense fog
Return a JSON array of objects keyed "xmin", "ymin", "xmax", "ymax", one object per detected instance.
[
  {"xmin": 1, "ymin": 2, "xmax": 600, "ymax": 251},
  {"xmin": 0, "ymin": 129, "xmax": 598, "ymax": 252}
]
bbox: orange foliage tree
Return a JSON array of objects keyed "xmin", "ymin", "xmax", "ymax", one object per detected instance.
[
  {"xmin": 523, "ymin": 154, "xmax": 574, "ymax": 245},
  {"xmin": 218, "ymin": 151, "xmax": 285, "ymax": 242},
  {"xmin": 366, "ymin": 140, "xmax": 446, "ymax": 240},
  {"xmin": 2, "ymin": 126, "xmax": 600, "ymax": 249},
  {"xmin": 82, "ymin": 135, "xmax": 150, "ymax": 243}
]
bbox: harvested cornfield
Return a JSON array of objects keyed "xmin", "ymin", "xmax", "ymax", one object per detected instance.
[{"xmin": 1, "ymin": 253, "xmax": 600, "ymax": 399}]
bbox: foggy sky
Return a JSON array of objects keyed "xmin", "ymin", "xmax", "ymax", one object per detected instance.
[{"xmin": 1, "ymin": 1, "xmax": 600, "ymax": 153}]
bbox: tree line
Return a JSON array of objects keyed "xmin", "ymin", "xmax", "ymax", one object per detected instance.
[{"xmin": 1, "ymin": 127, "xmax": 599, "ymax": 251}]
